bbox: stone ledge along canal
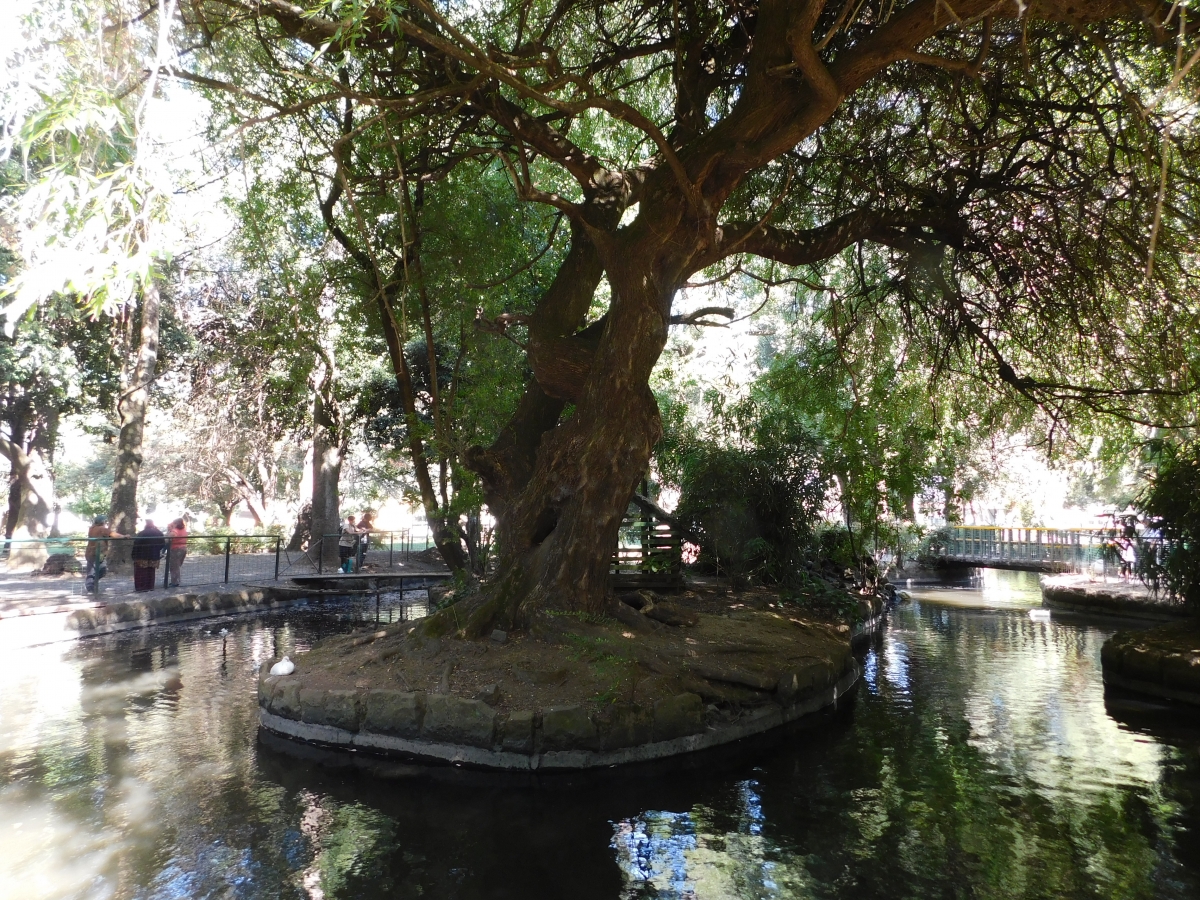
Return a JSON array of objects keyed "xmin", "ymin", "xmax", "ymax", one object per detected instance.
[{"xmin": 2, "ymin": 570, "xmax": 1199, "ymax": 899}]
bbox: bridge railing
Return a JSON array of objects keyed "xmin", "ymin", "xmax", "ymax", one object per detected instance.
[{"xmin": 931, "ymin": 526, "xmax": 1116, "ymax": 572}]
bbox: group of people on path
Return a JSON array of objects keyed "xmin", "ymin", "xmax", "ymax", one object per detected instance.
[
  {"xmin": 84, "ymin": 507, "xmax": 380, "ymax": 592},
  {"xmin": 337, "ymin": 512, "xmax": 375, "ymax": 573},
  {"xmin": 85, "ymin": 515, "xmax": 189, "ymax": 593}
]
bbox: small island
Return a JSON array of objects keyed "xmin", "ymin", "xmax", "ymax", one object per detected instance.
[{"xmin": 258, "ymin": 585, "xmax": 883, "ymax": 770}]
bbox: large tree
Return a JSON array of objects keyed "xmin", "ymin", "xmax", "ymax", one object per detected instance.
[{"xmin": 154, "ymin": 0, "xmax": 1197, "ymax": 629}]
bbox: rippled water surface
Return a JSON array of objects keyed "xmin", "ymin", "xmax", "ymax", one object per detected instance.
[{"xmin": 2, "ymin": 572, "xmax": 1199, "ymax": 899}]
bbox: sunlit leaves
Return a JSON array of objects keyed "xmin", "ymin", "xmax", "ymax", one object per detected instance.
[{"xmin": 1, "ymin": 0, "xmax": 174, "ymax": 322}]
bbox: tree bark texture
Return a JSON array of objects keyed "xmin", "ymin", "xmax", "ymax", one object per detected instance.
[
  {"xmin": 108, "ymin": 278, "xmax": 161, "ymax": 570},
  {"xmin": 0, "ymin": 438, "xmax": 55, "ymax": 569},
  {"xmin": 2, "ymin": 388, "xmax": 33, "ymax": 541},
  {"xmin": 287, "ymin": 443, "xmax": 315, "ymax": 552},
  {"xmin": 464, "ymin": 215, "xmax": 687, "ymax": 630},
  {"xmin": 375, "ymin": 288, "xmax": 468, "ymax": 572},
  {"xmin": 310, "ymin": 386, "xmax": 344, "ymax": 572}
]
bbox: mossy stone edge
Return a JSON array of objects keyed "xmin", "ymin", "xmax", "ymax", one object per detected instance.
[
  {"xmin": 257, "ymin": 656, "xmax": 864, "ymax": 772},
  {"xmin": 65, "ymin": 587, "xmax": 301, "ymax": 635},
  {"xmin": 1101, "ymin": 624, "xmax": 1200, "ymax": 706}
]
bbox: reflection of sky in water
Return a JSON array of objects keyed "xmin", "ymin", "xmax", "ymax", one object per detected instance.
[
  {"xmin": 612, "ymin": 571, "xmax": 1198, "ymax": 899},
  {"xmin": 882, "ymin": 633, "xmax": 909, "ymax": 696},
  {"xmin": 907, "ymin": 567, "xmax": 1044, "ymax": 610},
  {"xmin": 612, "ymin": 780, "xmax": 818, "ymax": 899},
  {"xmin": 861, "ymin": 646, "xmax": 878, "ymax": 692},
  {"xmin": 956, "ymin": 613, "xmax": 1166, "ymax": 800},
  {"xmin": 737, "ymin": 779, "xmax": 764, "ymax": 836},
  {"xmin": 612, "ymin": 811, "xmax": 698, "ymax": 897},
  {"xmin": 901, "ymin": 574, "xmax": 1167, "ymax": 802},
  {"xmin": 0, "ymin": 593, "xmax": 427, "ymax": 900},
  {"xmin": 2, "ymin": 572, "xmax": 1197, "ymax": 899}
]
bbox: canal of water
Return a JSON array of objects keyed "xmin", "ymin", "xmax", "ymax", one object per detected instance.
[{"xmin": 2, "ymin": 570, "xmax": 1199, "ymax": 899}]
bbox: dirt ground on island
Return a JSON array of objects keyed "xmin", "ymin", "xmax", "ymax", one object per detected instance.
[{"xmin": 282, "ymin": 583, "xmax": 877, "ymax": 716}]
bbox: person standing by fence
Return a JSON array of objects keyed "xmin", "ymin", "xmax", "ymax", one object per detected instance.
[
  {"xmin": 85, "ymin": 515, "xmax": 123, "ymax": 592},
  {"xmin": 357, "ymin": 511, "xmax": 375, "ymax": 570},
  {"xmin": 166, "ymin": 518, "xmax": 188, "ymax": 587},
  {"xmin": 338, "ymin": 515, "xmax": 360, "ymax": 574},
  {"xmin": 132, "ymin": 520, "xmax": 166, "ymax": 592}
]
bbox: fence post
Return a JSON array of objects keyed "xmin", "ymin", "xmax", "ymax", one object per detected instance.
[
  {"xmin": 318, "ymin": 537, "xmax": 323, "ymax": 575},
  {"xmin": 224, "ymin": 536, "xmax": 232, "ymax": 583},
  {"xmin": 163, "ymin": 548, "xmax": 171, "ymax": 590},
  {"xmin": 389, "ymin": 532, "xmax": 393, "ymax": 568},
  {"xmin": 274, "ymin": 537, "xmax": 281, "ymax": 580}
]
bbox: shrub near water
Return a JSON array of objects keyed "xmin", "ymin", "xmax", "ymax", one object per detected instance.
[{"xmin": 1134, "ymin": 439, "xmax": 1200, "ymax": 612}]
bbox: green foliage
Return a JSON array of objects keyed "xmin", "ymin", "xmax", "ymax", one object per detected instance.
[
  {"xmin": 311, "ymin": 802, "xmax": 397, "ymax": 897},
  {"xmin": 6, "ymin": 0, "xmax": 1198, "ymax": 588},
  {"xmin": 781, "ymin": 579, "xmax": 860, "ymax": 623},
  {"xmin": 1132, "ymin": 440, "xmax": 1200, "ymax": 610},
  {"xmin": 658, "ymin": 391, "xmax": 825, "ymax": 583},
  {"xmin": 196, "ymin": 526, "xmax": 236, "ymax": 555},
  {"xmin": 2, "ymin": 1, "xmax": 172, "ymax": 319},
  {"xmin": 56, "ymin": 448, "xmax": 114, "ymax": 519},
  {"xmin": 919, "ymin": 527, "xmax": 953, "ymax": 560}
]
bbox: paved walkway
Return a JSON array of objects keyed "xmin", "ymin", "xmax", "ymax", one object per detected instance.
[{"xmin": 0, "ymin": 551, "xmax": 448, "ymax": 619}]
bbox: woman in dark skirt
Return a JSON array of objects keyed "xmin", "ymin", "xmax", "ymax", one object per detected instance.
[{"xmin": 132, "ymin": 519, "xmax": 166, "ymax": 591}]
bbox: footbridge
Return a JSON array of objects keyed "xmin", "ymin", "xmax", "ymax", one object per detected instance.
[{"xmin": 927, "ymin": 526, "xmax": 1112, "ymax": 573}]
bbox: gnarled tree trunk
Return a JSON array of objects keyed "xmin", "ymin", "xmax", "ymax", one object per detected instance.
[
  {"xmin": 221, "ymin": 0, "xmax": 1173, "ymax": 637},
  {"xmin": 463, "ymin": 210, "xmax": 687, "ymax": 632}
]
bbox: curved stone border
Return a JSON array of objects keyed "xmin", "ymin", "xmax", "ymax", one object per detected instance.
[
  {"xmin": 1101, "ymin": 669, "xmax": 1200, "ymax": 707},
  {"xmin": 65, "ymin": 587, "xmax": 304, "ymax": 636},
  {"xmin": 1101, "ymin": 624, "xmax": 1200, "ymax": 707},
  {"xmin": 258, "ymin": 664, "xmax": 860, "ymax": 772},
  {"xmin": 1042, "ymin": 579, "xmax": 1187, "ymax": 622}
]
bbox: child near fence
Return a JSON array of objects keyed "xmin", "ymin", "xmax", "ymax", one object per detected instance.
[{"xmin": 167, "ymin": 519, "xmax": 188, "ymax": 587}]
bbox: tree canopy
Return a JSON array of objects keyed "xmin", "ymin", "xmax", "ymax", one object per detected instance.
[{"xmin": 2, "ymin": 0, "xmax": 1198, "ymax": 621}]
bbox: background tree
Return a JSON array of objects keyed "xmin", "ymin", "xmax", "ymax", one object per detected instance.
[
  {"xmin": 196, "ymin": 108, "xmax": 560, "ymax": 571},
  {"xmin": 3, "ymin": 0, "xmax": 186, "ymax": 566}
]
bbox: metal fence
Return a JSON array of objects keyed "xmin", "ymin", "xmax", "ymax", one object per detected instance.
[
  {"xmin": 1, "ymin": 533, "xmax": 282, "ymax": 593},
  {"xmin": 313, "ymin": 528, "xmax": 437, "ymax": 574}
]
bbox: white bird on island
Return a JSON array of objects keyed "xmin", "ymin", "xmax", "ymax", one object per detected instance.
[
  {"xmin": 270, "ymin": 656, "xmax": 295, "ymax": 676},
  {"xmin": 219, "ymin": 627, "xmax": 230, "ymax": 636}
]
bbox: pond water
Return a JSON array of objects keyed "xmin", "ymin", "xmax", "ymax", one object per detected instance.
[{"xmin": 2, "ymin": 571, "xmax": 1199, "ymax": 900}]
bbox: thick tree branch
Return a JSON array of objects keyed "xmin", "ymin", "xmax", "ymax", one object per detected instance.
[
  {"xmin": 669, "ymin": 306, "xmax": 735, "ymax": 326},
  {"xmin": 702, "ymin": 207, "xmax": 966, "ymax": 269}
]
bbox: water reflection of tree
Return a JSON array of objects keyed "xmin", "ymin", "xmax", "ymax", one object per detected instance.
[
  {"xmin": 6, "ymin": 601, "xmax": 1198, "ymax": 899},
  {"xmin": 610, "ymin": 603, "xmax": 1200, "ymax": 899},
  {"xmin": 776, "ymin": 606, "xmax": 1198, "ymax": 899}
]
